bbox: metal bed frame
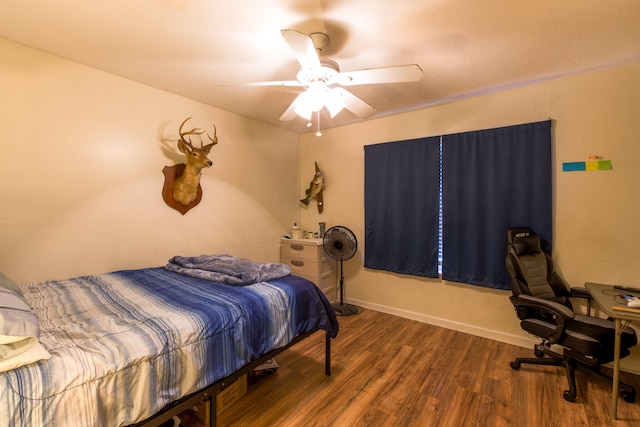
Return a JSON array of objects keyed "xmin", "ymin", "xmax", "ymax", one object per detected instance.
[{"xmin": 132, "ymin": 330, "xmax": 332, "ymax": 427}]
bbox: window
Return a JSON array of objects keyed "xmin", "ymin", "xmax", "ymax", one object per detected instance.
[{"xmin": 364, "ymin": 120, "xmax": 552, "ymax": 290}]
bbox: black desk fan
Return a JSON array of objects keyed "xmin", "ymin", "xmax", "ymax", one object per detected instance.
[{"xmin": 323, "ymin": 225, "xmax": 359, "ymax": 316}]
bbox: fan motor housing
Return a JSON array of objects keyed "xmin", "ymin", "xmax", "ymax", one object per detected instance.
[{"xmin": 297, "ymin": 58, "xmax": 340, "ymax": 85}]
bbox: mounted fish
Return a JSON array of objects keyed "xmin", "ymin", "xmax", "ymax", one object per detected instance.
[{"xmin": 300, "ymin": 162, "xmax": 325, "ymax": 213}]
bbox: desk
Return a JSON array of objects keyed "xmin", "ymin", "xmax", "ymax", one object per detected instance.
[{"xmin": 585, "ymin": 282, "xmax": 640, "ymax": 419}]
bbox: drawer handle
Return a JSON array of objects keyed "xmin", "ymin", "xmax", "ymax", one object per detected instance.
[
  {"xmin": 291, "ymin": 259, "xmax": 305, "ymax": 267},
  {"xmin": 290, "ymin": 244, "xmax": 304, "ymax": 251}
]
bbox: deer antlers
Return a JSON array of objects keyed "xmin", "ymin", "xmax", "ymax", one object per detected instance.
[{"xmin": 178, "ymin": 117, "xmax": 218, "ymax": 149}]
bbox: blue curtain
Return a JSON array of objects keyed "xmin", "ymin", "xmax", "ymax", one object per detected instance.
[
  {"xmin": 364, "ymin": 120, "xmax": 552, "ymax": 289},
  {"xmin": 364, "ymin": 136, "xmax": 441, "ymax": 278},
  {"xmin": 441, "ymin": 120, "xmax": 552, "ymax": 289}
]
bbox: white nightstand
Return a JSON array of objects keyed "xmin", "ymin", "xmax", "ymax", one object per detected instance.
[{"xmin": 280, "ymin": 238, "xmax": 336, "ymax": 302}]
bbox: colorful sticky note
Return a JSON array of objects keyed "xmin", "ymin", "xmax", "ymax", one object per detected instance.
[
  {"xmin": 585, "ymin": 161, "xmax": 598, "ymax": 171},
  {"xmin": 563, "ymin": 160, "xmax": 612, "ymax": 172},
  {"xmin": 598, "ymin": 160, "xmax": 612, "ymax": 170},
  {"xmin": 562, "ymin": 162, "xmax": 585, "ymax": 172}
]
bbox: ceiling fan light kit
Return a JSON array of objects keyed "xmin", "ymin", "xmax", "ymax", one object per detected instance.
[
  {"xmin": 252, "ymin": 29, "xmax": 422, "ymax": 131},
  {"xmin": 292, "ymin": 85, "xmax": 345, "ymax": 120}
]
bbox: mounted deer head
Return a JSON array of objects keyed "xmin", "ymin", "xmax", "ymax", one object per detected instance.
[{"xmin": 172, "ymin": 117, "xmax": 218, "ymax": 206}]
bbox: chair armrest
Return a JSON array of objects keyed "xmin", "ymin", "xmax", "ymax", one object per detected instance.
[
  {"xmin": 512, "ymin": 294, "xmax": 575, "ymax": 318},
  {"xmin": 569, "ymin": 287, "xmax": 592, "ymax": 300},
  {"xmin": 510, "ymin": 294, "xmax": 575, "ymax": 343}
]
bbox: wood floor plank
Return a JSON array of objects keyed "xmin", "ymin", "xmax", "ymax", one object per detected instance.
[{"xmin": 203, "ymin": 309, "xmax": 640, "ymax": 426}]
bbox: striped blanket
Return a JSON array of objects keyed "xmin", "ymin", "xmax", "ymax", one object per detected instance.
[{"xmin": 0, "ymin": 267, "xmax": 338, "ymax": 427}]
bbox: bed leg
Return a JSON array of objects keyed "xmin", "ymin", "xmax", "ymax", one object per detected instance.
[
  {"xmin": 209, "ymin": 396, "xmax": 217, "ymax": 427},
  {"xmin": 325, "ymin": 331, "xmax": 331, "ymax": 376}
]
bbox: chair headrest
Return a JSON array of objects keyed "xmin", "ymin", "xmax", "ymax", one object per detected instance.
[
  {"xmin": 513, "ymin": 234, "xmax": 542, "ymax": 255},
  {"xmin": 507, "ymin": 227, "xmax": 542, "ymax": 255}
]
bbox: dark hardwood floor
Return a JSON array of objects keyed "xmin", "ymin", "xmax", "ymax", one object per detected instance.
[{"xmin": 188, "ymin": 309, "xmax": 640, "ymax": 427}]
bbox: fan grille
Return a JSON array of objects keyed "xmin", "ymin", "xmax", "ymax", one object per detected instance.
[{"xmin": 323, "ymin": 226, "xmax": 357, "ymax": 261}]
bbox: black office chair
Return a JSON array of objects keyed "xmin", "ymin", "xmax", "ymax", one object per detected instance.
[{"xmin": 505, "ymin": 226, "xmax": 637, "ymax": 403}]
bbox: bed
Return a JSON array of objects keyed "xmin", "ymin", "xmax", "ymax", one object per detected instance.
[{"xmin": 0, "ymin": 255, "xmax": 339, "ymax": 427}]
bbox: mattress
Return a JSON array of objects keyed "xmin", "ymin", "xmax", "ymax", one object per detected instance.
[{"xmin": 0, "ymin": 267, "xmax": 338, "ymax": 427}]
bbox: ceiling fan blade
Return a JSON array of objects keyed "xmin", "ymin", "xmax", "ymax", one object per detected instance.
[
  {"xmin": 279, "ymin": 92, "xmax": 306, "ymax": 121},
  {"xmin": 335, "ymin": 87, "xmax": 377, "ymax": 118},
  {"xmin": 244, "ymin": 80, "xmax": 303, "ymax": 87},
  {"xmin": 281, "ymin": 29, "xmax": 321, "ymax": 71},
  {"xmin": 338, "ymin": 64, "xmax": 423, "ymax": 86}
]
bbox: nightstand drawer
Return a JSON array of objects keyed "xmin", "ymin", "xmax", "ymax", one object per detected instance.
[
  {"xmin": 280, "ymin": 240, "xmax": 322, "ymax": 260},
  {"xmin": 281, "ymin": 256, "xmax": 319, "ymax": 277},
  {"xmin": 280, "ymin": 237, "xmax": 335, "ymax": 303}
]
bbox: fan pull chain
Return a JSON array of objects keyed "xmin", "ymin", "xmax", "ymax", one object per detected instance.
[{"xmin": 316, "ymin": 111, "xmax": 322, "ymax": 137}]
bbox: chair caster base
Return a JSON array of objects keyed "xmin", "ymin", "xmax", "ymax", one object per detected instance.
[
  {"xmin": 622, "ymin": 389, "xmax": 636, "ymax": 403},
  {"xmin": 534, "ymin": 345, "xmax": 547, "ymax": 358},
  {"xmin": 563, "ymin": 390, "xmax": 577, "ymax": 402}
]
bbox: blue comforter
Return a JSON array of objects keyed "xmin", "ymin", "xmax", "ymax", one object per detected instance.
[{"xmin": 0, "ymin": 267, "xmax": 338, "ymax": 427}]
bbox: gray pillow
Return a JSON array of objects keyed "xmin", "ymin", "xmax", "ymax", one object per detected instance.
[{"xmin": 0, "ymin": 271, "xmax": 26, "ymax": 303}]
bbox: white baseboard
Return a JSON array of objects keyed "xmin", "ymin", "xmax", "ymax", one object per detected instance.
[{"xmin": 347, "ymin": 298, "xmax": 536, "ymax": 348}]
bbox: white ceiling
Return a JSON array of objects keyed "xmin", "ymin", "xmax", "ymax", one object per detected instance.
[{"xmin": 1, "ymin": 1, "xmax": 639, "ymax": 134}]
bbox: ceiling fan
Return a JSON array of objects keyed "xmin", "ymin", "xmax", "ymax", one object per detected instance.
[{"xmin": 250, "ymin": 30, "xmax": 423, "ymax": 123}]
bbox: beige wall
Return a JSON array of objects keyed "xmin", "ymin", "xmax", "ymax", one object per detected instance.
[
  {"xmin": 2, "ymin": 36, "xmax": 640, "ymax": 371},
  {"xmin": 0, "ymin": 38, "xmax": 301, "ymax": 283},
  {"xmin": 298, "ymin": 63, "xmax": 640, "ymax": 371}
]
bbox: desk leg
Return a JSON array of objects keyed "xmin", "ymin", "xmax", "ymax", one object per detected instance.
[{"xmin": 612, "ymin": 318, "xmax": 621, "ymax": 420}]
